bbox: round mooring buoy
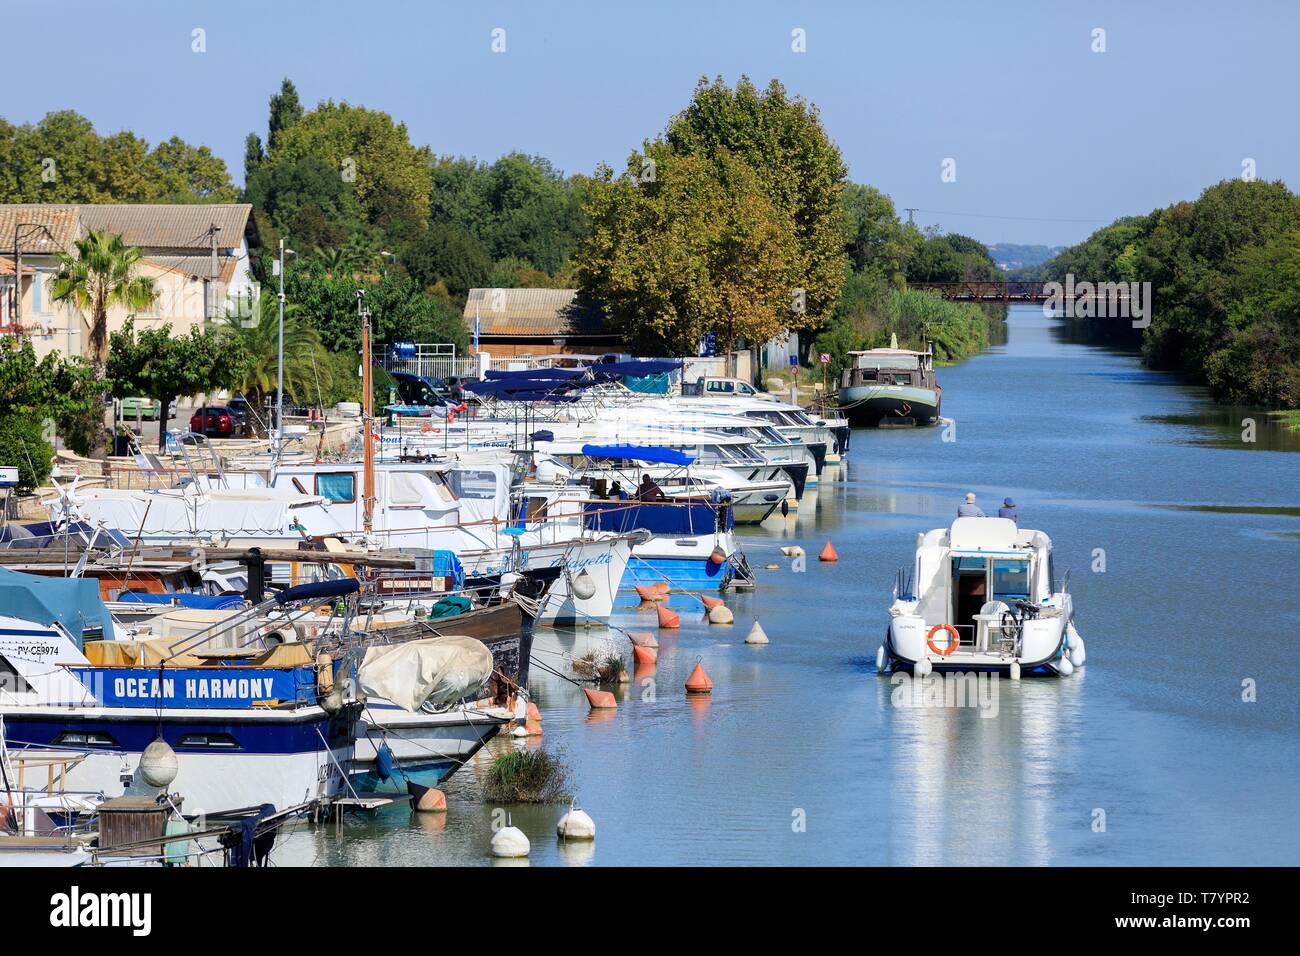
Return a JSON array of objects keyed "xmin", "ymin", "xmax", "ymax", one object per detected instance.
[
  {"xmin": 491, "ymin": 825, "xmax": 530, "ymax": 858},
  {"xmin": 415, "ymin": 787, "xmax": 447, "ymax": 813},
  {"xmin": 556, "ymin": 802, "xmax": 596, "ymax": 841},
  {"xmin": 707, "ymin": 604, "xmax": 734, "ymax": 625}
]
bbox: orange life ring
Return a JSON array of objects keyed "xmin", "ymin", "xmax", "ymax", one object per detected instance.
[{"xmin": 926, "ymin": 623, "xmax": 960, "ymax": 656}]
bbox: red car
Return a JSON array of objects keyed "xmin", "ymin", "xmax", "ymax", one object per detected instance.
[{"xmin": 190, "ymin": 405, "xmax": 236, "ymax": 437}]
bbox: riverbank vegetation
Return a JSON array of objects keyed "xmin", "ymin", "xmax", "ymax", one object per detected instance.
[
  {"xmin": 483, "ymin": 749, "xmax": 572, "ymax": 804},
  {"xmin": 1042, "ymin": 179, "xmax": 1300, "ymax": 409},
  {"xmin": 4, "ymin": 76, "xmax": 1006, "ymax": 425}
]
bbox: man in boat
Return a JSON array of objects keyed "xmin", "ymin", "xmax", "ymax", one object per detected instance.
[
  {"xmin": 638, "ymin": 473, "xmax": 665, "ymax": 502},
  {"xmin": 609, "ymin": 480, "xmax": 625, "ymax": 500},
  {"xmin": 998, "ymin": 497, "xmax": 1018, "ymax": 524},
  {"xmin": 957, "ymin": 492, "xmax": 985, "ymax": 517}
]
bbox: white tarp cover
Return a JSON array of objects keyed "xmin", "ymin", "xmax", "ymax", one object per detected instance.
[
  {"xmin": 64, "ymin": 489, "xmax": 345, "ymax": 538},
  {"xmin": 358, "ymin": 636, "xmax": 493, "ymax": 712}
]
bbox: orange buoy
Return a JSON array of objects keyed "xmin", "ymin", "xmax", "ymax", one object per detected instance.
[
  {"xmin": 651, "ymin": 581, "xmax": 670, "ymax": 594},
  {"xmin": 526, "ymin": 702, "xmax": 542, "ymax": 723},
  {"xmin": 634, "ymin": 584, "xmax": 664, "ymax": 602},
  {"xmin": 819, "ymin": 540, "xmax": 838, "ymax": 562},
  {"xmin": 656, "ymin": 605, "xmax": 680, "ymax": 629},
  {"xmin": 700, "ymin": 595, "xmax": 725, "ymax": 609},
  {"xmin": 583, "ymin": 687, "xmax": 617, "ymax": 710},
  {"xmin": 709, "ymin": 546, "xmax": 727, "ymax": 565},
  {"xmin": 414, "ymin": 787, "xmax": 448, "ymax": 813},
  {"xmin": 523, "ymin": 719, "xmax": 544, "ymax": 737},
  {"xmin": 685, "ymin": 662, "xmax": 713, "ymax": 694},
  {"xmin": 632, "ymin": 644, "xmax": 657, "ymax": 666},
  {"xmin": 628, "ymin": 630, "xmax": 659, "ymax": 649}
]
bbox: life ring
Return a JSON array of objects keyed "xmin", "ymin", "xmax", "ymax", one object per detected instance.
[{"xmin": 926, "ymin": 623, "xmax": 960, "ymax": 656}]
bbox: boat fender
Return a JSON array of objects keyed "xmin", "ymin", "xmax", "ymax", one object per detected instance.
[
  {"xmin": 315, "ymin": 652, "xmax": 335, "ymax": 695},
  {"xmin": 925, "ymin": 623, "xmax": 960, "ymax": 656},
  {"xmin": 140, "ymin": 736, "xmax": 179, "ymax": 789},
  {"xmin": 709, "ymin": 546, "xmax": 727, "ymax": 565},
  {"xmin": 571, "ymin": 569, "xmax": 597, "ymax": 601},
  {"xmin": 1057, "ymin": 655, "xmax": 1075, "ymax": 677},
  {"xmin": 375, "ymin": 742, "xmax": 395, "ymax": 782},
  {"xmin": 1009, "ymin": 660, "xmax": 1021, "ymax": 681},
  {"xmin": 875, "ymin": 644, "xmax": 887, "ymax": 673},
  {"xmin": 915, "ymin": 658, "xmax": 933, "ymax": 677}
]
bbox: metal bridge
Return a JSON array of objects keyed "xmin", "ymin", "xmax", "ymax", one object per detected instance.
[{"xmin": 910, "ymin": 280, "xmax": 1135, "ymax": 306}]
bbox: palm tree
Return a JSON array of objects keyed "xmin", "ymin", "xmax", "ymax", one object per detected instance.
[
  {"xmin": 50, "ymin": 230, "xmax": 158, "ymax": 377},
  {"xmin": 224, "ymin": 290, "xmax": 330, "ymax": 433}
]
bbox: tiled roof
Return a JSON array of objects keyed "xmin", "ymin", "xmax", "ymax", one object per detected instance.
[
  {"xmin": 145, "ymin": 255, "xmax": 239, "ymax": 283},
  {"xmin": 79, "ymin": 204, "xmax": 250, "ymax": 251},
  {"xmin": 0, "ymin": 206, "xmax": 82, "ymax": 254},
  {"xmin": 0, "ymin": 204, "xmax": 251, "ymax": 254},
  {"xmin": 0, "ymin": 257, "xmax": 35, "ymax": 276},
  {"xmin": 463, "ymin": 287, "xmax": 611, "ymax": 337}
]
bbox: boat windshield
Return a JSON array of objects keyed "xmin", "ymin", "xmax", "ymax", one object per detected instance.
[{"xmin": 991, "ymin": 559, "xmax": 1031, "ymax": 601}]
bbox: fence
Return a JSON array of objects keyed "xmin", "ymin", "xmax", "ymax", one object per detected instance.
[{"xmin": 381, "ymin": 344, "xmax": 480, "ymax": 382}]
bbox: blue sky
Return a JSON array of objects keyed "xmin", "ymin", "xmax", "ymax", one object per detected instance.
[{"xmin": 11, "ymin": 0, "xmax": 1298, "ymax": 246}]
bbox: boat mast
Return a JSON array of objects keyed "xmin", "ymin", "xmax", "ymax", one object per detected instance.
[{"xmin": 358, "ymin": 290, "xmax": 376, "ymax": 534}]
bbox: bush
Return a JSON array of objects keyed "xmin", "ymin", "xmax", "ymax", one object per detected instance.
[
  {"xmin": 0, "ymin": 415, "xmax": 55, "ymax": 490},
  {"xmin": 483, "ymin": 749, "xmax": 571, "ymax": 804}
]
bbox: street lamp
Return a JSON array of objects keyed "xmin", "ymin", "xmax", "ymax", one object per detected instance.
[{"xmin": 273, "ymin": 240, "xmax": 296, "ymax": 458}]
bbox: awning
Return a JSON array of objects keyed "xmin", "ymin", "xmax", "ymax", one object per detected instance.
[{"xmin": 580, "ymin": 444, "xmax": 695, "ymax": 466}]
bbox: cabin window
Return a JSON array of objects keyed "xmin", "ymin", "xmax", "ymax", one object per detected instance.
[
  {"xmin": 176, "ymin": 732, "xmax": 240, "ymax": 750},
  {"xmin": 992, "ymin": 560, "xmax": 1030, "ymax": 601},
  {"xmin": 446, "ymin": 469, "xmax": 497, "ymax": 500},
  {"xmin": 706, "ymin": 380, "xmax": 734, "ymax": 393},
  {"xmin": 0, "ymin": 656, "xmax": 33, "ymax": 694},
  {"xmin": 315, "ymin": 472, "xmax": 356, "ymax": 503},
  {"xmin": 53, "ymin": 730, "xmax": 119, "ymax": 749},
  {"xmin": 894, "ymin": 373, "xmax": 912, "ymax": 385}
]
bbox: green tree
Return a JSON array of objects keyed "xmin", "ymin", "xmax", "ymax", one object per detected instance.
[
  {"xmin": 49, "ymin": 230, "xmax": 158, "ymax": 378},
  {"xmin": 267, "ymin": 78, "xmax": 304, "ymax": 151},
  {"xmin": 0, "ymin": 415, "xmax": 53, "ymax": 492},
  {"xmin": 662, "ymin": 76, "xmax": 849, "ymax": 331},
  {"xmin": 577, "ymin": 148, "xmax": 800, "ymax": 354},
  {"xmin": 218, "ymin": 294, "xmax": 329, "ymax": 430},
  {"xmin": 268, "ymin": 101, "xmax": 432, "ymax": 232},
  {"xmin": 841, "ymin": 183, "xmax": 911, "ymax": 283},
  {"xmin": 107, "ymin": 319, "xmax": 249, "ymax": 448},
  {"xmin": 401, "ymin": 223, "xmax": 492, "ymax": 298},
  {"xmin": 245, "ymin": 154, "xmax": 365, "ymax": 251},
  {"xmin": 0, "ymin": 338, "xmax": 101, "ymax": 458}
]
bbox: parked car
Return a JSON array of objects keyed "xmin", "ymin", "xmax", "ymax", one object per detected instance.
[
  {"xmin": 226, "ymin": 397, "xmax": 253, "ymax": 434},
  {"xmin": 390, "ymin": 371, "xmax": 450, "ymax": 407},
  {"xmin": 121, "ymin": 397, "xmax": 161, "ymax": 420},
  {"xmin": 190, "ymin": 406, "xmax": 237, "ymax": 438}
]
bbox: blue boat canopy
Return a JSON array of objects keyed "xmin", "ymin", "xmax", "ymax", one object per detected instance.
[
  {"xmin": 587, "ymin": 359, "xmax": 682, "ymax": 377},
  {"xmin": 0, "ymin": 566, "xmax": 113, "ymax": 647},
  {"xmin": 580, "ymin": 444, "xmax": 695, "ymax": 466}
]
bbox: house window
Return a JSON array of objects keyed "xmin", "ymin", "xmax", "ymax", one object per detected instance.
[
  {"xmin": 315, "ymin": 472, "xmax": 356, "ymax": 503},
  {"xmin": 30, "ymin": 273, "xmax": 43, "ymax": 314}
]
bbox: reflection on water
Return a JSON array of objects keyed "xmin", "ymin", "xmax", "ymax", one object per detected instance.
[{"xmin": 278, "ymin": 306, "xmax": 1299, "ymax": 867}]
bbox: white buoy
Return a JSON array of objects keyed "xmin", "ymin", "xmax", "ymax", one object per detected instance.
[
  {"xmin": 1009, "ymin": 660, "xmax": 1021, "ymax": 681},
  {"xmin": 875, "ymin": 645, "xmax": 887, "ymax": 674},
  {"xmin": 556, "ymin": 802, "xmax": 596, "ymax": 841},
  {"xmin": 780, "ymin": 545, "xmax": 805, "ymax": 558},
  {"xmin": 707, "ymin": 604, "xmax": 734, "ymax": 624},
  {"xmin": 1057, "ymin": 655, "xmax": 1075, "ymax": 677},
  {"xmin": 745, "ymin": 621, "xmax": 769, "ymax": 644},
  {"xmin": 140, "ymin": 737, "xmax": 178, "ymax": 788},
  {"xmin": 491, "ymin": 825, "xmax": 530, "ymax": 858},
  {"xmin": 511, "ymin": 725, "xmax": 530, "ymax": 738},
  {"xmin": 915, "ymin": 658, "xmax": 932, "ymax": 677},
  {"xmin": 571, "ymin": 570, "xmax": 597, "ymax": 601}
]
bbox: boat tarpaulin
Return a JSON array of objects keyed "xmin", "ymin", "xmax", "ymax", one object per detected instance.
[
  {"xmin": 0, "ymin": 566, "xmax": 112, "ymax": 648},
  {"xmin": 587, "ymin": 359, "xmax": 682, "ymax": 376},
  {"xmin": 580, "ymin": 444, "xmax": 696, "ymax": 466},
  {"xmin": 358, "ymin": 635, "xmax": 493, "ymax": 712}
]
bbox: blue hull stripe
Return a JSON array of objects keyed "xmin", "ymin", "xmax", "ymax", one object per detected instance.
[{"xmin": 3, "ymin": 712, "xmax": 352, "ymax": 755}]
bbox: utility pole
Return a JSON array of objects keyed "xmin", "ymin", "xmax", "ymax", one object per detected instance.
[
  {"xmin": 207, "ymin": 222, "xmax": 220, "ymax": 322},
  {"xmin": 904, "ymin": 208, "xmax": 918, "ymax": 227},
  {"xmin": 358, "ymin": 289, "xmax": 375, "ymax": 535},
  {"xmin": 12, "ymin": 222, "xmax": 55, "ymax": 339}
]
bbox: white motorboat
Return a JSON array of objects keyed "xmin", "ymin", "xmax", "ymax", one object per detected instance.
[{"xmin": 878, "ymin": 517, "xmax": 1085, "ymax": 677}]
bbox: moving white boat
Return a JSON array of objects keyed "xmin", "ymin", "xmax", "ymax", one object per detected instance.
[{"xmin": 878, "ymin": 517, "xmax": 1085, "ymax": 677}]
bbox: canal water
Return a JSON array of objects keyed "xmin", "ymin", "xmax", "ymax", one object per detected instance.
[{"xmin": 282, "ymin": 305, "xmax": 1299, "ymax": 866}]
